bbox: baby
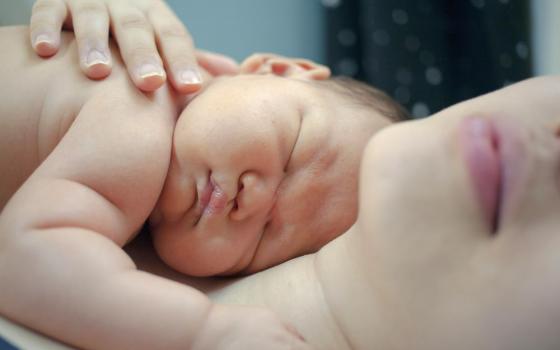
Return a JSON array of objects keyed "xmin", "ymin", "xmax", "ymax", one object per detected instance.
[
  {"xmin": 0, "ymin": 26, "xmax": 405, "ymax": 349},
  {"xmin": 150, "ymin": 53, "xmax": 406, "ymax": 277}
]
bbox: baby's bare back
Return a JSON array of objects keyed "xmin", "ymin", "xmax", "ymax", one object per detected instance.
[
  {"xmin": 0, "ymin": 27, "xmax": 101, "ymax": 208},
  {"xmin": 0, "ymin": 27, "xmax": 179, "ymax": 211}
]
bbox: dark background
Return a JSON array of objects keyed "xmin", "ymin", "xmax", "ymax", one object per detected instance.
[{"xmin": 326, "ymin": 0, "xmax": 533, "ymax": 117}]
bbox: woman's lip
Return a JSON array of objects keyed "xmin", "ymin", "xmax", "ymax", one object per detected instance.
[{"xmin": 460, "ymin": 118, "xmax": 502, "ymax": 231}]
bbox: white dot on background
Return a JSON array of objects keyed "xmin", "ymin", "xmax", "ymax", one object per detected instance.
[
  {"xmin": 470, "ymin": 0, "xmax": 485, "ymax": 9},
  {"xmin": 499, "ymin": 53, "xmax": 512, "ymax": 68},
  {"xmin": 337, "ymin": 28, "xmax": 357, "ymax": 46},
  {"xmin": 515, "ymin": 42, "xmax": 529, "ymax": 59},
  {"xmin": 337, "ymin": 58, "xmax": 358, "ymax": 76},
  {"xmin": 412, "ymin": 102, "xmax": 430, "ymax": 118},
  {"xmin": 425, "ymin": 67, "xmax": 442, "ymax": 85},
  {"xmin": 322, "ymin": 0, "xmax": 341, "ymax": 8},
  {"xmin": 392, "ymin": 9, "xmax": 409, "ymax": 25},
  {"xmin": 394, "ymin": 86, "xmax": 410, "ymax": 104},
  {"xmin": 372, "ymin": 29, "xmax": 391, "ymax": 46},
  {"xmin": 404, "ymin": 36, "xmax": 421, "ymax": 51}
]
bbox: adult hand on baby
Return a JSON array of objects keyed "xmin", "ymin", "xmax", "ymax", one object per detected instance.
[
  {"xmin": 193, "ymin": 304, "xmax": 313, "ymax": 350},
  {"xmin": 29, "ymin": 0, "xmax": 239, "ymax": 93}
]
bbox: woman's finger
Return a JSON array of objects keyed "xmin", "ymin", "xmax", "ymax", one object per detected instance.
[
  {"xmin": 149, "ymin": 2, "xmax": 201, "ymax": 94},
  {"xmin": 30, "ymin": 0, "xmax": 67, "ymax": 57},
  {"xmin": 68, "ymin": 0, "xmax": 112, "ymax": 79},
  {"xmin": 108, "ymin": 3, "xmax": 165, "ymax": 92},
  {"xmin": 195, "ymin": 50, "xmax": 239, "ymax": 77}
]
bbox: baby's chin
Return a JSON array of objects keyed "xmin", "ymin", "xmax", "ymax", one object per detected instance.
[{"xmin": 149, "ymin": 219, "xmax": 259, "ymax": 277}]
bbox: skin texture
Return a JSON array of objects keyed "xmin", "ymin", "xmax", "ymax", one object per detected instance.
[{"xmin": 0, "ymin": 26, "xmax": 390, "ymax": 349}]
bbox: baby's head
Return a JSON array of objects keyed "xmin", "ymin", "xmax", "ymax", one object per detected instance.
[{"xmin": 150, "ymin": 54, "xmax": 407, "ymax": 276}]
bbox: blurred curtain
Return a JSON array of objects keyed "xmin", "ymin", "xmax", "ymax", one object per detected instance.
[{"xmin": 324, "ymin": 0, "xmax": 532, "ymax": 118}]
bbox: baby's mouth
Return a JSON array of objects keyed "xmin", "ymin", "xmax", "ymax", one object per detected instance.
[{"xmin": 199, "ymin": 176, "xmax": 229, "ymax": 216}]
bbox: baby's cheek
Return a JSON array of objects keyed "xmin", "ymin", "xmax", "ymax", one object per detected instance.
[
  {"xmin": 150, "ymin": 222, "xmax": 218, "ymax": 277},
  {"xmin": 151, "ymin": 217, "xmax": 262, "ymax": 277},
  {"xmin": 301, "ymin": 178, "xmax": 359, "ymax": 250}
]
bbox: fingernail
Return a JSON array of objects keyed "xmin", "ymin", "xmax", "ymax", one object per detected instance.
[
  {"xmin": 177, "ymin": 68, "xmax": 202, "ymax": 85},
  {"xmin": 138, "ymin": 62, "xmax": 165, "ymax": 79},
  {"xmin": 33, "ymin": 33, "xmax": 56, "ymax": 48},
  {"xmin": 86, "ymin": 49, "xmax": 109, "ymax": 67},
  {"xmin": 33, "ymin": 33, "xmax": 52, "ymax": 46}
]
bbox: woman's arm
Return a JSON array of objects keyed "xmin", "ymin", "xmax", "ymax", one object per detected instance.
[{"xmin": 29, "ymin": 0, "xmax": 238, "ymax": 93}]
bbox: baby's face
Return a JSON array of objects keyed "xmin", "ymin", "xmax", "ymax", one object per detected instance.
[{"xmin": 151, "ymin": 74, "xmax": 391, "ymax": 276}]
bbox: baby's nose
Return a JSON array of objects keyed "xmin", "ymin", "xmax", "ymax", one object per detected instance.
[{"xmin": 230, "ymin": 171, "xmax": 275, "ymax": 222}]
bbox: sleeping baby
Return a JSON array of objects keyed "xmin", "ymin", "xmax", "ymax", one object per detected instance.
[{"xmin": 0, "ymin": 26, "xmax": 406, "ymax": 350}]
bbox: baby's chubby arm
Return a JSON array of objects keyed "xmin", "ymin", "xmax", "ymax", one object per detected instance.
[{"xmin": 0, "ymin": 88, "xmax": 309, "ymax": 349}]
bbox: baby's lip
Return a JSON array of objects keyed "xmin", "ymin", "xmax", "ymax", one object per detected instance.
[{"xmin": 199, "ymin": 177, "xmax": 229, "ymax": 216}]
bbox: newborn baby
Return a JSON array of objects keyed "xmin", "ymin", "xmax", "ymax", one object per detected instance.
[
  {"xmin": 0, "ymin": 26, "xmax": 404, "ymax": 349},
  {"xmin": 151, "ymin": 54, "xmax": 407, "ymax": 276}
]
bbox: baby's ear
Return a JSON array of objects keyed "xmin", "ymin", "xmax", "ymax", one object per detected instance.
[{"xmin": 240, "ymin": 53, "xmax": 331, "ymax": 81}]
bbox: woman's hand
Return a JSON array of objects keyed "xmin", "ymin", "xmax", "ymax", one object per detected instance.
[{"xmin": 29, "ymin": 0, "xmax": 239, "ymax": 93}]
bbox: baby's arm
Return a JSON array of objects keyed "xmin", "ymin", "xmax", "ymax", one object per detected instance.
[
  {"xmin": 0, "ymin": 89, "xmax": 206, "ymax": 349},
  {"xmin": 0, "ymin": 88, "xmax": 308, "ymax": 349}
]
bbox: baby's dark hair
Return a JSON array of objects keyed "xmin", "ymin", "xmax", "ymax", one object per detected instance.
[{"xmin": 317, "ymin": 76, "xmax": 409, "ymax": 122}]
